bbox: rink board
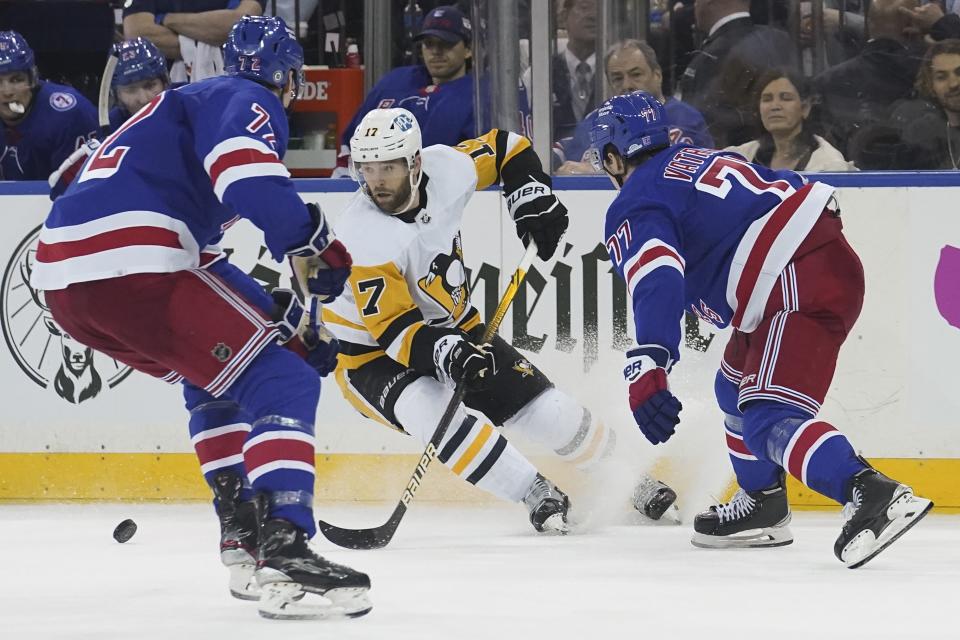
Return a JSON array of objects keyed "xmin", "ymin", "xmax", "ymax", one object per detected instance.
[{"xmin": 1, "ymin": 174, "xmax": 959, "ymax": 507}]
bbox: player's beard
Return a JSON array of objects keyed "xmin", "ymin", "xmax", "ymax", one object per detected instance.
[{"xmin": 373, "ymin": 180, "xmax": 413, "ymax": 214}]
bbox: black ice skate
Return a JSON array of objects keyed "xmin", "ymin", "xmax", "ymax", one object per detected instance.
[
  {"xmin": 633, "ymin": 475, "xmax": 680, "ymax": 523},
  {"xmin": 212, "ymin": 472, "xmax": 260, "ymax": 600},
  {"xmin": 692, "ymin": 475, "xmax": 793, "ymax": 548},
  {"xmin": 834, "ymin": 467, "xmax": 933, "ymax": 569},
  {"xmin": 523, "ymin": 473, "xmax": 570, "ymax": 534},
  {"xmin": 255, "ymin": 518, "xmax": 372, "ymax": 620}
]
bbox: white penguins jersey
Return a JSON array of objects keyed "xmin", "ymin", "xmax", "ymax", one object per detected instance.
[{"xmin": 324, "ymin": 128, "xmax": 536, "ymax": 376}]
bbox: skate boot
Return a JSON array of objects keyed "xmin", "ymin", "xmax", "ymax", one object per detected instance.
[
  {"xmin": 522, "ymin": 473, "xmax": 570, "ymax": 534},
  {"xmin": 692, "ymin": 474, "xmax": 793, "ymax": 548},
  {"xmin": 633, "ymin": 475, "xmax": 680, "ymax": 523},
  {"xmin": 834, "ymin": 467, "xmax": 933, "ymax": 569},
  {"xmin": 255, "ymin": 518, "xmax": 372, "ymax": 620},
  {"xmin": 212, "ymin": 472, "xmax": 260, "ymax": 600}
]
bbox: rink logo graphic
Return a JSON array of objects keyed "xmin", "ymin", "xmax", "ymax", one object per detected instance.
[
  {"xmin": 0, "ymin": 226, "xmax": 133, "ymax": 403},
  {"xmin": 49, "ymin": 92, "xmax": 76, "ymax": 112},
  {"xmin": 211, "ymin": 343, "xmax": 232, "ymax": 362},
  {"xmin": 402, "ymin": 443, "xmax": 438, "ymax": 505}
]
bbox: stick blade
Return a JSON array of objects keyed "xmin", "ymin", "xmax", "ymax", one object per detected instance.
[{"xmin": 316, "ymin": 503, "xmax": 407, "ymax": 550}]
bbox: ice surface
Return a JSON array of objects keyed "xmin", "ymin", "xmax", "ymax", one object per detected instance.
[{"xmin": 2, "ymin": 502, "xmax": 956, "ymax": 640}]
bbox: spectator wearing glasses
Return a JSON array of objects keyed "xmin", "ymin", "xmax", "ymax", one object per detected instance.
[{"xmin": 0, "ymin": 30, "xmax": 97, "ymax": 181}]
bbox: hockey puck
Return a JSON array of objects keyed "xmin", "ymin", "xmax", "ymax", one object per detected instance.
[{"xmin": 113, "ymin": 519, "xmax": 137, "ymax": 543}]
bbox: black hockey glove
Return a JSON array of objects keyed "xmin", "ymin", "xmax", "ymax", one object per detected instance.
[
  {"xmin": 504, "ymin": 171, "xmax": 569, "ymax": 261},
  {"xmin": 435, "ymin": 335, "xmax": 497, "ymax": 391}
]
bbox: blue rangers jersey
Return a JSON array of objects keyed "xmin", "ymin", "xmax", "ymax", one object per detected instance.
[
  {"xmin": 107, "ymin": 82, "xmax": 187, "ymax": 131},
  {"xmin": 32, "ymin": 75, "xmax": 314, "ymax": 291},
  {"xmin": 560, "ymin": 98, "xmax": 713, "ymax": 165},
  {"xmin": 605, "ymin": 146, "xmax": 835, "ymax": 363},
  {"xmin": 0, "ymin": 80, "xmax": 97, "ymax": 180}
]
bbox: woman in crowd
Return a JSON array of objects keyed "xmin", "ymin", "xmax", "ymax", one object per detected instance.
[{"xmin": 726, "ymin": 68, "xmax": 856, "ymax": 171}]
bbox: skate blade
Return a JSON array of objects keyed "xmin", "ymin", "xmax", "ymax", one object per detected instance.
[
  {"xmin": 227, "ymin": 563, "xmax": 260, "ymax": 601},
  {"xmin": 842, "ymin": 493, "xmax": 934, "ymax": 569},
  {"xmin": 691, "ymin": 525, "xmax": 794, "ymax": 549},
  {"xmin": 538, "ymin": 513, "xmax": 569, "ymax": 535},
  {"xmin": 258, "ymin": 583, "xmax": 372, "ymax": 620}
]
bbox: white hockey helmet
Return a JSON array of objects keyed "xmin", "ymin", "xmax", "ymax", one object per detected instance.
[{"xmin": 349, "ymin": 108, "xmax": 423, "ymax": 212}]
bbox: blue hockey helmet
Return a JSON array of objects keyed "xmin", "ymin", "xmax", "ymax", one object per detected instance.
[
  {"xmin": 224, "ymin": 16, "xmax": 304, "ymax": 98},
  {"xmin": 0, "ymin": 30, "xmax": 37, "ymax": 80},
  {"xmin": 112, "ymin": 37, "xmax": 168, "ymax": 88},
  {"xmin": 589, "ymin": 91, "xmax": 670, "ymax": 171}
]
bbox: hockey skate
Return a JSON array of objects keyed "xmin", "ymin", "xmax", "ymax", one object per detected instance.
[
  {"xmin": 255, "ymin": 518, "xmax": 372, "ymax": 620},
  {"xmin": 523, "ymin": 473, "xmax": 570, "ymax": 534},
  {"xmin": 212, "ymin": 472, "xmax": 260, "ymax": 601},
  {"xmin": 633, "ymin": 475, "xmax": 680, "ymax": 523},
  {"xmin": 692, "ymin": 475, "xmax": 793, "ymax": 548},
  {"xmin": 834, "ymin": 467, "xmax": 933, "ymax": 569}
]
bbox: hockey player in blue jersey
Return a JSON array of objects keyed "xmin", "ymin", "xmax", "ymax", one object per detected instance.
[
  {"xmin": 108, "ymin": 37, "xmax": 173, "ymax": 131},
  {"xmin": 590, "ymin": 91, "xmax": 932, "ymax": 568},
  {"xmin": 32, "ymin": 17, "xmax": 371, "ymax": 619},
  {"xmin": 0, "ymin": 30, "xmax": 97, "ymax": 181},
  {"xmin": 49, "ymin": 38, "xmax": 176, "ymax": 199}
]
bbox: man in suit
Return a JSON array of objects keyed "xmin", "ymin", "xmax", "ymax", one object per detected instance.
[
  {"xmin": 552, "ymin": 0, "xmax": 598, "ymax": 140},
  {"xmin": 678, "ymin": 0, "xmax": 797, "ymax": 147}
]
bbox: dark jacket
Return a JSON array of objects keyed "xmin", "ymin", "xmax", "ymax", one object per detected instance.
[
  {"xmin": 552, "ymin": 50, "xmax": 597, "ymax": 141},
  {"xmin": 677, "ymin": 17, "xmax": 797, "ymax": 147},
  {"xmin": 814, "ymin": 38, "xmax": 924, "ymax": 158}
]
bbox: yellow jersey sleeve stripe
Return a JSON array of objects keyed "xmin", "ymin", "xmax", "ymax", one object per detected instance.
[
  {"xmin": 454, "ymin": 129, "xmax": 533, "ymax": 190},
  {"xmin": 322, "ymin": 307, "xmax": 367, "ymax": 332},
  {"xmin": 384, "ymin": 322, "xmax": 424, "ymax": 367}
]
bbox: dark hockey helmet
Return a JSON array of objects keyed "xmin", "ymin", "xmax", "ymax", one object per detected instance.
[
  {"xmin": 111, "ymin": 37, "xmax": 168, "ymax": 88},
  {"xmin": 589, "ymin": 90, "xmax": 670, "ymax": 171},
  {"xmin": 0, "ymin": 30, "xmax": 38, "ymax": 85},
  {"xmin": 224, "ymin": 16, "xmax": 304, "ymax": 101}
]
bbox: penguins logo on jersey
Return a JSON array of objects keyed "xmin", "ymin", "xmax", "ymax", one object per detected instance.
[
  {"xmin": 512, "ymin": 358, "xmax": 534, "ymax": 378},
  {"xmin": 417, "ymin": 235, "xmax": 468, "ymax": 320}
]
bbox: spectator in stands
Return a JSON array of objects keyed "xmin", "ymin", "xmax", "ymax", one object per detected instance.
[
  {"xmin": 0, "ymin": 30, "xmax": 97, "ymax": 181},
  {"xmin": 814, "ymin": 0, "xmax": 924, "ymax": 161},
  {"xmin": 678, "ymin": 0, "xmax": 797, "ymax": 148},
  {"xmin": 726, "ymin": 69, "xmax": 856, "ymax": 171},
  {"xmin": 108, "ymin": 38, "xmax": 172, "ymax": 130},
  {"xmin": 556, "ymin": 39, "xmax": 713, "ymax": 174},
  {"xmin": 552, "ymin": 0, "xmax": 599, "ymax": 140},
  {"xmin": 335, "ymin": 5, "xmax": 478, "ymax": 175},
  {"xmin": 123, "ymin": 0, "xmax": 265, "ymax": 78},
  {"xmin": 891, "ymin": 39, "xmax": 960, "ymax": 169}
]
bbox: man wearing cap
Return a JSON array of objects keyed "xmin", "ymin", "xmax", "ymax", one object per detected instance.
[{"xmin": 334, "ymin": 5, "xmax": 481, "ymax": 175}]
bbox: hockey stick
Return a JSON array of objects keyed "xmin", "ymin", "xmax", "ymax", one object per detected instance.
[
  {"xmin": 97, "ymin": 54, "xmax": 118, "ymax": 136},
  {"xmin": 317, "ymin": 240, "xmax": 540, "ymax": 549}
]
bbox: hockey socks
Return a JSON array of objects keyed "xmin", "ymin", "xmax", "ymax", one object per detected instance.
[
  {"xmin": 185, "ymin": 386, "xmax": 256, "ymax": 503},
  {"xmin": 503, "ymin": 387, "xmax": 614, "ymax": 471},
  {"xmin": 226, "ymin": 344, "xmax": 323, "ymax": 536},
  {"xmin": 742, "ymin": 401, "xmax": 866, "ymax": 504},
  {"xmin": 394, "ymin": 378, "xmax": 538, "ymax": 503}
]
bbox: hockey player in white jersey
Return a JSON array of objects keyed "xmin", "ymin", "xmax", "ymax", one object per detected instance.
[{"xmin": 323, "ymin": 107, "xmax": 678, "ymax": 533}]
